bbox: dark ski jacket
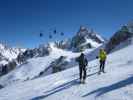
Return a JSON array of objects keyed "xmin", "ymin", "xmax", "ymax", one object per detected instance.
[{"xmin": 76, "ymin": 55, "xmax": 88, "ymax": 67}]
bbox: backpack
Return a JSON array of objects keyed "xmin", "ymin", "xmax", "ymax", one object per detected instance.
[{"xmin": 76, "ymin": 56, "xmax": 88, "ymax": 66}]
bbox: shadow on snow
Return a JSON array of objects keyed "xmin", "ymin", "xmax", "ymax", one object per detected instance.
[
  {"xmin": 30, "ymin": 72, "xmax": 98, "ymax": 100},
  {"xmin": 82, "ymin": 76, "xmax": 133, "ymax": 97}
]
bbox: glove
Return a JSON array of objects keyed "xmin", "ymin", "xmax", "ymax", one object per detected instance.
[{"xmin": 96, "ymin": 56, "xmax": 99, "ymax": 59}]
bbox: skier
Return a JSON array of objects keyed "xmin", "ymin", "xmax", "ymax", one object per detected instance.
[
  {"xmin": 97, "ymin": 48, "xmax": 107, "ymax": 74},
  {"xmin": 76, "ymin": 53, "xmax": 88, "ymax": 83}
]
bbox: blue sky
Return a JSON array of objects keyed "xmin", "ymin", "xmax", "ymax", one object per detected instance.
[{"xmin": 0, "ymin": 0, "xmax": 133, "ymax": 48}]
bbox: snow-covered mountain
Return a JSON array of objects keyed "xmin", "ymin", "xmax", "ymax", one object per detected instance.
[
  {"xmin": 0, "ymin": 37, "xmax": 133, "ymax": 100},
  {"xmin": 0, "ymin": 43, "xmax": 82, "ymax": 85},
  {"xmin": 0, "ymin": 43, "xmax": 25, "ymax": 64},
  {"xmin": 106, "ymin": 24, "xmax": 133, "ymax": 53},
  {"xmin": 127, "ymin": 20, "xmax": 133, "ymax": 33},
  {"xmin": 0, "ymin": 43, "xmax": 26, "ymax": 76},
  {"xmin": 16, "ymin": 26, "xmax": 105, "ymax": 64},
  {"xmin": 53, "ymin": 26, "xmax": 105, "ymax": 52},
  {"xmin": 17, "ymin": 44, "xmax": 52, "ymax": 65},
  {"xmin": 76, "ymin": 26, "xmax": 104, "ymax": 43},
  {"xmin": 0, "ymin": 26, "xmax": 105, "ymax": 82}
]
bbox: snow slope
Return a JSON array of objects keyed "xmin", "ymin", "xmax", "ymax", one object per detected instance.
[
  {"xmin": 0, "ymin": 42, "xmax": 133, "ymax": 100},
  {"xmin": 0, "ymin": 43, "xmax": 81, "ymax": 85},
  {"xmin": 0, "ymin": 42, "xmax": 100, "ymax": 86}
]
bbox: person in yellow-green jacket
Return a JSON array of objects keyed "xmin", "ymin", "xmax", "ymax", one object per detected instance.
[{"xmin": 98, "ymin": 48, "xmax": 107, "ymax": 74}]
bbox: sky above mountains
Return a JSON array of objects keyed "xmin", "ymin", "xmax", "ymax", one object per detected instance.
[{"xmin": 0, "ymin": 0, "xmax": 133, "ymax": 48}]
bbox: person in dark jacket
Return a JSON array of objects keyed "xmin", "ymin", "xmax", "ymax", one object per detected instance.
[{"xmin": 76, "ymin": 53, "xmax": 88, "ymax": 83}]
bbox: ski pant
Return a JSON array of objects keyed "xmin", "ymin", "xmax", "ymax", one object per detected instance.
[
  {"xmin": 79, "ymin": 65, "xmax": 86, "ymax": 80},
  {"xmin": 99, "ymin": 60, "xmax": 105, "ymax": 72}
]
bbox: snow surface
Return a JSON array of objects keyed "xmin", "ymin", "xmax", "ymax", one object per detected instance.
[
  {"xmin": 85, "ymin": 38, "xmax": 102, "ymax": 47},
  {"xmin": 0, "ymin": 60, "xmax": 8, "ymax": 65},
  {"xmin": 0, "ymin": 42, "xmax": 133, "ymax": 100},
  {"xmin": 111, "ymin": 37, "xmax": 133, "ymax": 53}
]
